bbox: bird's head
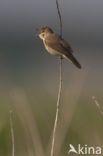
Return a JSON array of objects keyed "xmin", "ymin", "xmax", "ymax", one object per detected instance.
[{"xmin": 36, "ymin": 26, "xmax": 53, "ymax": 40}]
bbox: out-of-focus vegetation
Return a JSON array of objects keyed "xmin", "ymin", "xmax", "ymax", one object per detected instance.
[{"xmin": 0, "ymin": 69, "xmax": 103, "ymax": 156}]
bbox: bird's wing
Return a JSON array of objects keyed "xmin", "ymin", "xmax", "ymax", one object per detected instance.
[
  {"xmin": 45, "ymin": 34, "xmax": 73, "ymax": 55},
  {"xmin": 60, "ymin": 39, "xmax": 73, "ymax": 53}
]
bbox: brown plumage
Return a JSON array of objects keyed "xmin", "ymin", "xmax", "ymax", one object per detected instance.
[{"xmin": 37, "ymin": 26, "xmax": 81, "ymax": 69}]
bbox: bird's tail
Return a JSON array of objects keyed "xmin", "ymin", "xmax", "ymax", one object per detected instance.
[{"xmin": 65, "ymin": 53, "xmax": 81, "ymax": 69}]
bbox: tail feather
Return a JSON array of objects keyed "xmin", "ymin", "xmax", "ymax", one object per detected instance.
[{"xmin": 65, "ymin": 53, "xmax": 81, "ymax": 69}]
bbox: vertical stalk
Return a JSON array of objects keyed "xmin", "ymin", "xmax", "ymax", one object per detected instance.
[{"xmin": 10, "ymin": 111, "xmax": 15, "ymax": 156}]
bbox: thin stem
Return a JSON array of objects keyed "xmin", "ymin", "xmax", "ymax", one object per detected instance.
[
  {"xmin": 50, "ymin": 0, "xmax": 63, "ymax": 155},
  {"xmin": 56, "ymin": 0, "xmax": 62, "ymax": 37},
  {"xmin": 51, "ymin": 57, "xmax": 62, "ymax": 156},
  {"xmin": 10, "ymin": 110, "xmax": 15, "ymax": 156},
  {"xmin": 92, "ymin": 96, "xmax": 103, "ymax": 116}
]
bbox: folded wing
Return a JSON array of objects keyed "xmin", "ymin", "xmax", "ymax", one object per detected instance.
[{"xmin": 45, "ymin": 34, "xmax": 81, "ymax": 69}]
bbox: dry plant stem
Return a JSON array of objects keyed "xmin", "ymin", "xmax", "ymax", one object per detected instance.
[
  {"xmin": 92, "ymin": 96, "xmax": 103, "ymax": 116},
  {"xmin": 56, "ymin": 0, "xmax": 62, "ymax": 36},
  {"xmin": 51, "ymin": 57, "xmax": 62, "ymax": 156},
  {"xmin": 51, "ymin": 0, "xmax": 63, "ymax": 156},
  {"xmin": 10, "ymin": 111, "xmax": 15, "ymax": 156}
]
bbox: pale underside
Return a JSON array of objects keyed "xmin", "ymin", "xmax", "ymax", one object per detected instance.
[
  {"xmin": 43, "ymin": 33, "xmax": 73, "ymax": 57},
  {"xmin": 41, "ymin": 33, "xmax": 81, "ymax": 69},
  {"xmin": 44, "ymin": 41, "xmax": 63, "ymax": 56}
]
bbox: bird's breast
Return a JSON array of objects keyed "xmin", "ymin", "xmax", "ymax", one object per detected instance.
[{"xmin": 43, "ymin": 40, "xmax": 61, "ymax": 56}]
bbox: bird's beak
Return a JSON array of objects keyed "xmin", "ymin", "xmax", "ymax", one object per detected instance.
[
  {"xmin": 36, "ymin": 33, "xmax": 40, "ymax": 36},
  {"xmin": 35, "ymin": 28, "xmax": 40, "ymax": 36}
]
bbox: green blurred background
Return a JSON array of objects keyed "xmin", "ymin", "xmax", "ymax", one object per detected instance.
[{"xmin": 0, "ymin": 0, "xmax": 103, "ymax": 155}]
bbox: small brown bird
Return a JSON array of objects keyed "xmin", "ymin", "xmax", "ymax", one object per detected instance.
[{"xmin": 36, "ymin": 26, "xmax": 81, "ymax": 69}]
